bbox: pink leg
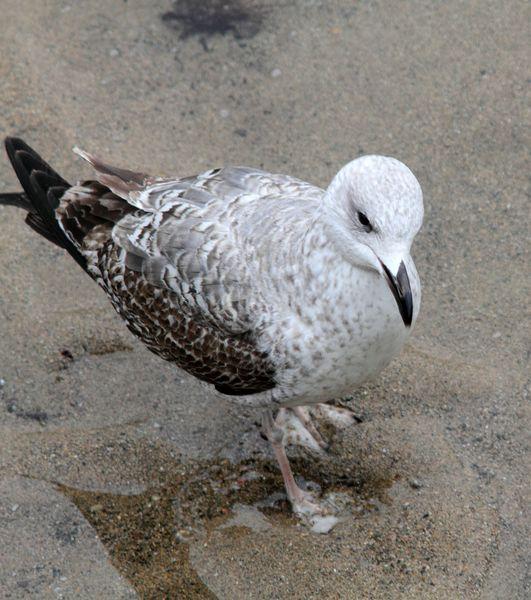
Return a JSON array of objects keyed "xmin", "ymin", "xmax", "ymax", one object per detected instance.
[{"xmin": 261, "ymin": 409, "xmax": 324, "ymax": 517}]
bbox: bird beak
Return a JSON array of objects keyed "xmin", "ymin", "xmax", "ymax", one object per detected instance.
[{"xmin": 380, "ymin": 260, "xmax": 413, "ymax": 327}]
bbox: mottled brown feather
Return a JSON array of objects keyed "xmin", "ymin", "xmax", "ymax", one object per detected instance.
[{"xmin": 56, "ymin": 182, "xmax": 277, "ymax": 395}]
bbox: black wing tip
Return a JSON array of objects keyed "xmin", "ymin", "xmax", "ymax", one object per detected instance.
[
  {"xmin": 5, "ymin": 135, "xmax": 24, "ymax": 146},
  {"xmin": 0, "ymin": 192, "xmax": 32, "ymax": 211},
  {"xmin": 3, "ymin": 135, "xmax": 88, "ymax": 271},
  {"xmin": 5, "ymin": 136, "xmax": 33, "ymax": 157}
]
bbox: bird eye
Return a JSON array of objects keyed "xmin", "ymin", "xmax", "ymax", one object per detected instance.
[{"xmin": 357, "ymin": 211, "xmax": 373, "ymax": 231}]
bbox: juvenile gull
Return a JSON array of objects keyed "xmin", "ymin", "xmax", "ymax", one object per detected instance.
[{"xmin": 0, "ymin": 137, "xmax": 423, "ymax": 526}]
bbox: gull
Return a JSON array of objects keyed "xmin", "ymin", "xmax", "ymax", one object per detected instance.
[{"xmin": 0, "ymin": 137, "xmax": 423, "ymax": 527}]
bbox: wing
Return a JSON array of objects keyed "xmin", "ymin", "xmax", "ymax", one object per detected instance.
[
  {"xmin": 69, "ymin": 149, "xmax": 322, "ymax": 335},
  {"xmin": 111, "ymin": 197, "xmax": 260, "ymax": 335},
  {"xmin": 53, "ymin": 150, "xmax": 322, "ymax": 395}
]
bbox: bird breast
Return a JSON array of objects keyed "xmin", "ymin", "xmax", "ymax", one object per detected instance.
[{"xmin": 262, "ymin": 244, "xmax": 419, "ymax": 404}]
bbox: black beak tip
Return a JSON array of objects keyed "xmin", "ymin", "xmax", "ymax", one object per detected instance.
[
  {"xmin": 401, "ymin": 291, "xmax": 413, "ymax": 328},
  {"xmin": 382, "ymin": 260, "xmax": 414, "ymax": 328}
]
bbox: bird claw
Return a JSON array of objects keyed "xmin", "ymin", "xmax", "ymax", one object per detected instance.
[
  {"xmin": 290, "ymin": 491, "xmax": 339, "ymax": 533},
  {"xmin": 274, "ymin": 407, "xmax": 327, "ymax": 454},
  {"xmin": 281, "ymin": 403, "xmax": 358, "ymax": 453},
  {"xmin": 271, "ymin": 403, "xmax": 358, "ymax": 456},
  {"xmin": 309, "ymin": 403, "xmax": 358, "ymax": 428}
]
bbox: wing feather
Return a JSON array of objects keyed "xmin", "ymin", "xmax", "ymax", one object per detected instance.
[{"xmin": 70, "ymin": 149, "xmax": 322, "ymax": 337}]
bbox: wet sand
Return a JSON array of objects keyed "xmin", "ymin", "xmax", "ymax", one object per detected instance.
[{"xmin": 0, "ymin": 1, "xmax": 528, "ymax": 598}]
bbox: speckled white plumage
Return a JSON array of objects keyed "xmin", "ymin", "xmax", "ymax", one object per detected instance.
[
  {"xmin": 255, "ymin": 155, "xmax": 423, "ymax": 405},
  {"xmin": 70, "ymin": 150, "xmax": 423, "ymax": 409}
]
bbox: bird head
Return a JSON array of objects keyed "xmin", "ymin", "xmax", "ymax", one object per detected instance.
[{"xmin": 321, "ymin": 155, "xmax": 424, "ymax": 327}]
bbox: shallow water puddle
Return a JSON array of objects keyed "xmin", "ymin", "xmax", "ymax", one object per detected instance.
[
  {"xmin": 59, "ymin": 459, "xmax": 280, "ymax": 597},
  {"xmin": 60, "ymin": 453, "xmax": 393, "ymax": 597}
]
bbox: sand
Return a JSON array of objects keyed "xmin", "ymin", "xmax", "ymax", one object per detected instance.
[{"xmin": 0, "ymin": 0, "xmax": 528, "ymax": 598}]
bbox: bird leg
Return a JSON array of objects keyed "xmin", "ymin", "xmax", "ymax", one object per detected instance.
[
  {"xmin": 273, "ymin": 406, "xmax": 327, "ymax": 454},
  {"xmin": 267, "ymin": 403, "xmax": 358, "ymax": 458},
  {"xmin": 307, "ymin": 403, "xmax": 359, "ymax": 428},
  {"xmin": 278, "ymin": 403, "xmax": 357, "ymax": 455},
  {"xmin": 292, "ymin": 406, "xmax": 329, "ymax": 450},
  {"xmin": 261, "ymin": 409, "xmax": 324, "ymax": 518}
]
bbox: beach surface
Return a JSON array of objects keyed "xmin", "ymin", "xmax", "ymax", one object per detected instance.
[{"xmin": 0, "ymin": 1, "xmax": 528, "ymax": 597}]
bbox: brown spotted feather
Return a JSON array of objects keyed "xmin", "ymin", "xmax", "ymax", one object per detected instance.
[
  {"xmin": 55, "ymin": 167, "xmax": 278, "ymax": 395},
  {"xmin": 94, "ymin": 240, "xmax": 276, "ymax": 394}
]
